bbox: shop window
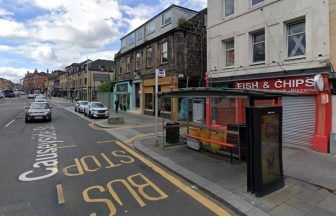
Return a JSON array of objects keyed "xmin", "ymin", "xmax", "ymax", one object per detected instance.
[
  {"xmin": 287, "ymin": 20, "xmax": 306, "ymax": 57},
  {"xmin": 224, "ymin": 0, "xmax": 234, "ymax": 17},
  {"xmin": 224, "ymin": 40, "xmax": 234, "ymax": 67},
  {"xmin": 135, "ymin": 84, "xmax": 140, "ymax": 108},
  {"xmin": 163, "ymin": 97, "xmax": 171, "ymax": 112},
  {"xmin": 252, "ymin": 31, "xmax": 265, "ymax": 62},
  {"xmin": 146, "ymin": 47, "xmax": 153, "ymax": 67},
  {"xmin": 161, "ymin": 41, "xmax": 168, "ymax": 64},
  {"xmin": 145, "ymin": 93, "xmax": 153, "ymax": 109}
]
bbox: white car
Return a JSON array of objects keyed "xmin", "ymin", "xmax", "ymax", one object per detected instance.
[
  {"xmin": 27, "ymin": 94, "xmax": 35, "ymax": 99},
  {"xmin": 84, "ymin": 102, "xmax": 109, "ymax": 119},
  {"xmin": 35, "ymin": 95, "xmax": 47, "ymax": 102},
  {"xmin": 75, "ymin": 100, "xmax": 88, "ymax": 113}
]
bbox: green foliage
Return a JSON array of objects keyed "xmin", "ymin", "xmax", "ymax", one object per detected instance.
[
  {"xmin": 178, "ymin": 17, "xmax": 192, "ymax": 29},
  {"xmin": 98, "ymin": 80, "xmax": 114, "ymax": 92}
]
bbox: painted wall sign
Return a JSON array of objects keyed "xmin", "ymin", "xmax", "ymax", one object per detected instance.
[
  {"xmin": 234, "ymin": 76, "xmax": 317, "ymax": 94},
  {"xmin": 116, "ymin": 83, "xmax": 128, "ymax": 92}
]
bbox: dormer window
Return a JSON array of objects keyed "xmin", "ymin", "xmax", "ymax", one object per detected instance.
[
  {"xmin": 146, "ymin": 22, "xmax": 155, "ymax": 35},
  {"xmin": 162, "ymin": 9, "xmax": 172, "ymax": 26},
  {"xmin": 129, "ymin": 33, "xmax": 135, "ymax": 45}
]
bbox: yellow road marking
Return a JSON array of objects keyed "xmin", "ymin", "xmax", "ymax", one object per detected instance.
[
  {"xmin": 97, "ymin": 140, "xmax": 117, "ymax": 144},
  {"xmin": 125, "ymin": 133, "xmax": 157, "ymax": 144},
  {"xmin": 114, "ymin": 141, "xmax": 231, "ymax": 216},
  {"xmin": 56, "ymin": 184, "xmax": 65, "ymax": 204}
]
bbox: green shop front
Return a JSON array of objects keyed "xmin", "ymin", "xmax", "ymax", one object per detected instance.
[{"xmin": 114, "ymin": 81, "xmax": 133, "ymax": 111}]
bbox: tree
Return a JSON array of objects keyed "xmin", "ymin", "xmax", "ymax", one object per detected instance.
[{"xmin": 98, "ymin": 80, "xmax": 114, "ymax": 92}]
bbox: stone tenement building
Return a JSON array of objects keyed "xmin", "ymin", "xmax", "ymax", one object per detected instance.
[
  {"xmin": 0, "ymin": 78, "xmax": 13, "ymax": 90},
  {"xmin": 22, "ymin": 69, "xmax": 47, "ymax": 93},
  {"xmin": 61, "ymin": 59, "xmax": 115, "ymax": 101},
  {"xmin": 114, "ymin": 5, "xmax": 207, "ymax": 119}
]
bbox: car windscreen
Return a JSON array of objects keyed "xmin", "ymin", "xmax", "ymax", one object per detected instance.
[
  {"xmin": 91, "ymin": 103, "xmax": 104, "ymax": 108},
  {"xmin": 30, "ymin": 103, "xmax": 49, "ymax": 109},
  {"xmin": 80, "ymin": 102, "xmax": 88, "ymax": 105}
]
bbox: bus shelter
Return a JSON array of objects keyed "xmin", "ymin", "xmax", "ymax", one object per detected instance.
[{"xmin": 159, "ymin": 87, "xmax": 299, "ymax": 196}]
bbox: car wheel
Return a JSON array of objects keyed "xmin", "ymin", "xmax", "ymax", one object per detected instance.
[
  {"xmin": 75, "ymin": 107, "xmax": 77, "ymax": 112},
  {"xmin": 89, "ymin": 112, "xmax": 93, "ymax": 119},
  {"xmin": 25, "ymin": 117, "xmax": 29, "ymax": 123}
]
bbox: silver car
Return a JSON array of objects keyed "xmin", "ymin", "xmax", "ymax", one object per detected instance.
[
  {"xmin": 84, "ymin": 102, "xmax": 109, "ymax": 119},
  {"xmin": 75, "ymin": 100, "xmax": 88, "ymax": 113},
  {"xmin": 25, "ymin": 102, "xmax": 52, "ymax": 123}
]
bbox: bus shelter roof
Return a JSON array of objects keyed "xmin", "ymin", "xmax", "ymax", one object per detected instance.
[{"xmin": 159, "ymin": 87, "xmax": 301, "ymax": 98}]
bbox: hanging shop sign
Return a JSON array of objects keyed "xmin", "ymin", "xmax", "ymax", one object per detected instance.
[{"xmin": 234, "ymin": 76, "xmax": 317, "ymax": 94}]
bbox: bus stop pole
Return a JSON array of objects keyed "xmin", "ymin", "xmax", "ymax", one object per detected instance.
[{"xmin": 155, "ymin": 70, "xmax": 158, "ymax": 146}]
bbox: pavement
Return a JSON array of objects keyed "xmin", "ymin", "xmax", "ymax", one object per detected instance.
[{"xmin": 54, "ymin": 97, "xmax": 336, "ymax": 216}]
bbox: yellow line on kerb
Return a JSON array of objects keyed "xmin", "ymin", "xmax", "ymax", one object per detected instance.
[
  {"xmin": 56, "ymin": 184, "xmax": 65, "ymax": 204},
  {"xmin": 114, "ymin": 141, "xmax": 231, "ymax": 216}
]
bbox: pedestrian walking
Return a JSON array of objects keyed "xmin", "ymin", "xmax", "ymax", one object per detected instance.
[{"xmin": 115, "ymin": 99, "xmax": 119, "ymax": 113}]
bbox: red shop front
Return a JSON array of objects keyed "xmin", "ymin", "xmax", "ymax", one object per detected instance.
[{"xmin": 206, "ymin": 75, "xmax": 331, "ymax": 153}]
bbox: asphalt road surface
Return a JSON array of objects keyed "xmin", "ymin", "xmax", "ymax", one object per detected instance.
[{"xmin": 0, "ymin": 97, "xmax": 234, "ymax": 216}]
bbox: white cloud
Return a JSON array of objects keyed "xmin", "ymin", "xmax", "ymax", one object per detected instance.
[
  {"xmin": 0, "ymin": 7, "xmax": 14, "ymax": 16},
  {"xmin": 0, "ymin": 0, "xmax": 207, "ymax": 75},
  {"xmin": 0, "ymin": 18, "xmax": 29, "ymax": 38},
  {"xmin": 0, "ymin": 66, "xmax": 31, "ymax": 83}
]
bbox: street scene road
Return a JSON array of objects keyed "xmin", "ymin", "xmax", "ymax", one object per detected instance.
[{"xmin": 0, "ymin": 97, "xmax": 234, "ymax": 216}]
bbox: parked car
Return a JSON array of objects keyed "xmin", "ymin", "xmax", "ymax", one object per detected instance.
[
  {"xmin": 84, "ymin": 102, "xmax": 109, "ymax": 119},
  {"xmin": 25, "ymin": 102, "xmax": 53, "ymax": 123},
  {"xmin": 0, "ymin": 92, "xmax": 3, "ymax": 99},
  {"xmin": 3, "ymin": 90, "xmax": 15, "ymax": 98},
  {"xmin": 75, "ymin": 100, "xmax": 88, "ymax": 113},
  {"xmin": 27, "ymin": 94, "xmax": 35, "ymax": 99}
]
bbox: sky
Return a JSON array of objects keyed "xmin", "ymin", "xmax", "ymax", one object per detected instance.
[{"xmin": 0, "ymin": 0, "xmax": 206, "ymax": 83}]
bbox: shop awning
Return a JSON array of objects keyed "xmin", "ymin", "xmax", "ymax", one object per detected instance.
[{"xmin": 159, "ymin": 87, "xmax": 301, "ymax": 98}]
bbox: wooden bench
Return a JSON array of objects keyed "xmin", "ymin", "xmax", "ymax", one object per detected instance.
[{"xmin": 184, "ymin": 133, "xmax": 236, "ymax": 164}]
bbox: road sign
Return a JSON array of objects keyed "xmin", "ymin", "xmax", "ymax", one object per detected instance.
[{"xmin": 156, "ymin": 69, "xmax": 166, "ymax": 78}]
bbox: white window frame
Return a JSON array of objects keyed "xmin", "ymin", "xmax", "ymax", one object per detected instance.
[
  {"xmin": 251, "ymin": 0, "xmax": 264, "ymax": 6},
  {"xmin": 128, "ymin": 33, "xmax": 135, "ymax": 45},
  {"xmin": 224, "ymin": 39, "xmax": 234, "ymax": 67},
  {"xmin": 162, "ymin": 9, "xmax": 172, "ymax": 26},
  {"xmin": 137, "ymin": 28, "xmax": 143, "ymax": 40},
  {"xmin": 135, "ymin": 52, "xmax": 141, "ymax": 70},
  {"xmin": 161, "ymin": 41, "xmax": 168, "ymax": 64},
  {"xmin": 146, "ymin": 22, "xmax": 155, "ymax": 35},
  {"xmin": 224, "ymin": 0, "xmax": 234, "ymax": 17},
  {"xmin": 146, "ymin": 47, "xmax": 153, "ymax": 67},
  {"xmin": 121, "ymin": 39, "xmax": 125, "ymax": 48},
  {"xmin": 286, "ymin": 20, "xmax": 306, "ymax": 58},
  {"xmin": 252, "ymin": 31, "xmax": 265, "ymax": 63},
  {"xmin": 126, "ymin": 56, "xmax": 131, "ymax": 73}
]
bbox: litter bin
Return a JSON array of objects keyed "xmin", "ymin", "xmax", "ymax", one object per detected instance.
[{"xmin": 166, "ymin": 122, "xmax": 180, "ymax": 143}]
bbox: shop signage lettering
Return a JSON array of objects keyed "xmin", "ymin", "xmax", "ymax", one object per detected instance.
[
  {"xmin": 234, "ymin": 77, "xmax": 316, "ymax": 94},
  {"xmin": 117, "ymin": 83, "xmax": 128, "ymax": 92}
]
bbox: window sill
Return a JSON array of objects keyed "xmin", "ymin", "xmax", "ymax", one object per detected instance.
[
  {"xmin": 160, "ymin": 62, "xmax": 168, "ymax": 66},
  {"xmin": 223, "ymin": 66, "xmax": 234, "ymax": 70},
  {"xmin": 250, "ymin": 61, "xmax": 265, "ymax": 66},
  {"xmin": 284, "ymin": 55, "xmax": 306, "ymax": 61},
  {"xmin": 161, "ymin": 22, "xmax": 171, "ymax": 28},
  {"xmin": 146, "ymin": 31, "xmax": 155, "ymax": 36}
]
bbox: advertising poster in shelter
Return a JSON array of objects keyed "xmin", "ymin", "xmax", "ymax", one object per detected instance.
[{"xmin": 260, "ymin": 114, "xmax": 281, "ymax": 184}]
